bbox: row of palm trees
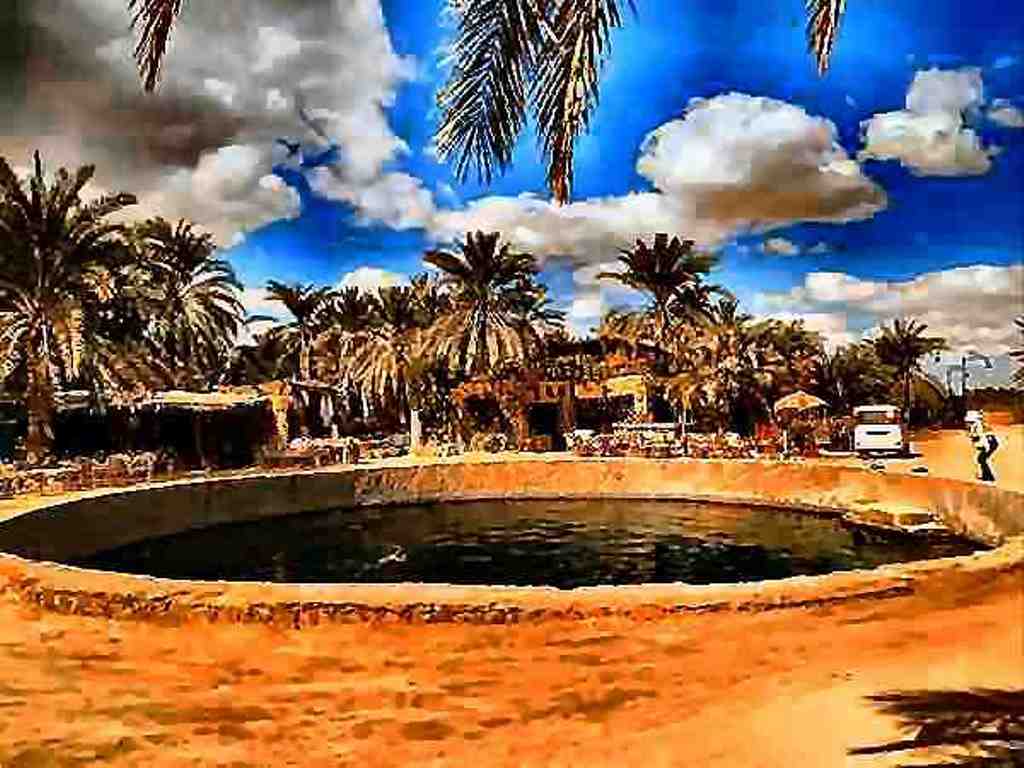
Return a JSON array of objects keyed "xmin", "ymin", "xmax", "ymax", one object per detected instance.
[
  {"xmin": 2, "ymin": 152, "xmax": 1002, "ymax": 464},
  {"xmin": 0, "ymin": 153, "xmax": 245, "ymax": 461}
]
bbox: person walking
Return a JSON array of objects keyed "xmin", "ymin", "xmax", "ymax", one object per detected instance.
[{"xmin": 972, "ymin": 421, "xmax": 999, "ymax": 483}]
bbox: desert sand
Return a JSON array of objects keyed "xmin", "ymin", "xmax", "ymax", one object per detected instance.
[{"xmin": 0, "ymin": 425, "xmax": 1020, "ymax": 767}]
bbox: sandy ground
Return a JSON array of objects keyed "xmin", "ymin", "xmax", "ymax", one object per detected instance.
[{"xmin": 0, "ymin": 426, "xmax": 1021, "ymax": 767}]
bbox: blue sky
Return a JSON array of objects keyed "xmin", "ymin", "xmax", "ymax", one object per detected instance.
[
  {"xmin": 5, "ymin": 0, "xmax": 1022, "ymax": 378},
  {"xmin": 225, "ymin": 0, "xmax": 1022, "ymax": 361}
]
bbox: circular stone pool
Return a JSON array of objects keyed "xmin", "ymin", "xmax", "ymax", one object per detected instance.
[{"xmin": 70, "ymin": 498, "xmax": 982, "ymax": 589}]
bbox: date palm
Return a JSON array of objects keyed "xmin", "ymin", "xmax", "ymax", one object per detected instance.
[
  {"xmin": 598, "ymin": 234, "xmax": 719, "ymax": 344},
  {"xmin": 264, "ymin": 281, "xmax": 337, "ymax": 382},
  {"xmin": 127, "ymin": 1, "xmax": 846, "ymax": 203},
  {"xmin": 0, "ymin": 152, "xmax": 137, "ymax": 462},
  {"xmin": 812, "ymin": 342, "xmax": 894, "ymax": 414},
  {"xmin": 348, "ymin": 286, "xmax": 426, "ymax": 423},
  {"xmin": 873, "ymin": 318, "xmax": 947, "ymax": 419},
  {"xmin": 132, "ymin": 217, "xmax": 245, "ymax": 388},
  {"xmin": 423, "ymin": 231, "xmax": 543, "ymax": 376}
]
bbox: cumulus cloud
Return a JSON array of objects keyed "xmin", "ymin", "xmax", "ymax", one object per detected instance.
[
  {"xmin": 310, "ymin": 168, "xmax": 436, "ymax": 230},
  {"xmin": 756, "ymin": 264, "xmax": 1024, "ymax": 358},
  {"xmin": 6, "ymin": 0, "xmax": 416, "ymax": 245},
  {"xmin": 762, "ymin": 237, "xmax": 801, "ymax": 256},
  {"xmin": 859, "ymin": 68, "xmax": 996, "ymax": 176},
  {"xmin": 338, "ymin": 267, "xmax": 408, "ymax": 292},
  {"xmin": 425, "ymin": 94, "xmax": 886, "ymax": 271},
  {"xmin": 988, "ymin": 99, "xmax": 1024, "ymax": 129}
]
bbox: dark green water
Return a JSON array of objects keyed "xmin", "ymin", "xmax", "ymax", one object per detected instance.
[{"xmin": 72, "ymin": 499, "xmax": 982, "ymax": 589}]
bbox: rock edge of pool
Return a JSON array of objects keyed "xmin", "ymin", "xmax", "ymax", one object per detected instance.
[{"xmin": 0, "ymin": 456, "xmax": 1021, "ymax": 625}]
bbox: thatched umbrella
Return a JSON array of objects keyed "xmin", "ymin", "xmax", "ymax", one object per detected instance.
[
  {"xmin": 774, "ymin": 390, "xmax": 829, "ymax": 416},
  {"xmin": 774, "ymin": 390, "xmax": 828, "ymax": 455}
]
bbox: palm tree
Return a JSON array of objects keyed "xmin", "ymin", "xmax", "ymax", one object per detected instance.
[
  {"xmin": 508, "ymin": 283, "xmax": 566, "ymax": 359},
  {"xmin": 423, "ymin": 231, "xmax": 543, "ymax": 376},
  {"xmin": 811, "ymin": 342, "xmax": 894, "ymax": 415},
  {"xmin": 126, "ymin": 1, "xmax": 846, "ymax": 203},
  {"xmin": 873, "ymin": 318, "xmax": 947, "ymax": 419},
  {"xmin": 348, "ymin": 286, "xmax": 425, "ymax": 425},
  {"xmin": 132, "ymin": 217, "xmax": 244, "ymax": 388},
  {"xmin": 598, "ymin": 234, "xmax": 719, "ymax": 344},
  {"xmin": 0, "ymin": 152, "xmax": 138, "ymax": 462},
  {"xmin": 263, "ymin": 281, "xmax": 336, "ymax": 382},
  {"xmin": 409, "ymin": 273, "xmax": 452, "ymax": 328}
]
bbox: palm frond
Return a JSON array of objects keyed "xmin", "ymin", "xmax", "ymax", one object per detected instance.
[
  {"xmin": 435, "ymin": 0, "xmax": 543, "ymax": 185},
  {"xmin": 129, "ymin": 0, "xmax": 185, "ymax": 92},
  {"xmin": 806, "ymin": 0, "xmax": 847, "ymax": 74},
  {"xmin": 532, "ymin": 0, "xmax": 629, "ymax": 203}
]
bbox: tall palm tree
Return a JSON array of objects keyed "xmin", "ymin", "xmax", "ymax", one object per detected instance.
[
  {"xmin": 0, "ymin": 152, "xmax": 137, "ymax": 462},
  {"xmin": 348, "ymin": 286, "xmax": 426, "ymax": 424},
  {"xmin": 126, "ymin": 1, "xmax": 846, "ymax": 203},
  {"xmin": 263, "ymin": 281, "xmax": 336, "ymax": 382},
  {"xmin": 132, "ymin": 217, "xmax": 244, "ymax": 388},
  {"xmin": 598, "ymin": 234, "xmax": 719, "ymax": 344},
  {"xmin": 423, "ymin": 231, "xmax": 543, "ymax": 376},
  {"xmin": 873, "ymin": 318, "xmax": 947, "ymax": 419}
]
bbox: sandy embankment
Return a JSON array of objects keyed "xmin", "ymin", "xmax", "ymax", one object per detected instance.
[{"xmin": 0, "ymin": 426, "xmax": 1019, "ymax": 767}]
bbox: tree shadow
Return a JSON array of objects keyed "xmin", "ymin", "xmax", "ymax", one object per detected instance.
[{"xmin": 849, "ymin": 689, "xmax": 1024, "ymax": 767}]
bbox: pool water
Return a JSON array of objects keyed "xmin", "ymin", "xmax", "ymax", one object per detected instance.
[{"xmin": 72, "ymin": 499, "xmax": 982, "ymax": 589}]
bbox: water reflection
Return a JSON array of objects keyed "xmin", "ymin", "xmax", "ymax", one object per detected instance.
[{"xmin": 74, "ymin": 499, "xmax": 982, "ymax": 589}]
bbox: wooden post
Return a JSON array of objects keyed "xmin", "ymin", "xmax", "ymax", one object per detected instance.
[{"xmin": 194, "ymin": 411, "xmax": 207, "ymax": 470}]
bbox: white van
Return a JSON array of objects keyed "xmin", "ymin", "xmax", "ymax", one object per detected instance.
[{"xmin": 853, "ymin": 405, "xmax": 905, "ymax": 456}]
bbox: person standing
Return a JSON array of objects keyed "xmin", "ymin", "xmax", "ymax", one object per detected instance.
[{"xmin": 972, "ymin": 422, "xmax": 999, "ymax": 483}]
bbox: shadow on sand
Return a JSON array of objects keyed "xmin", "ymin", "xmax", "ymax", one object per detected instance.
[{"xmin": 849, "ymin": 689, "xmax": 1024, "ymax": 766}]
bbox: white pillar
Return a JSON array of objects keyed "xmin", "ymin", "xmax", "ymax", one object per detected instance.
[{"xmin": 410, "ymin": 408, "xmax": 422, "ymax": 452}]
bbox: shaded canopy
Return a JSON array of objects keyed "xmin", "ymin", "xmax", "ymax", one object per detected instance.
[{"xmin": 774, "ymin": 390, "xmax": 829, "ymax": 415}]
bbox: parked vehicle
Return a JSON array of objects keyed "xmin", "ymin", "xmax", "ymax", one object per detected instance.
[{"xmin": 853, "ymin": 405, "xmax": 906, "ymax": 456}]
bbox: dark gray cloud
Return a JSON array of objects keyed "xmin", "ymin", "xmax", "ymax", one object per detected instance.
[{"xmin": 0, "ymin": 0, "xmax": 415, "ymax": 243}]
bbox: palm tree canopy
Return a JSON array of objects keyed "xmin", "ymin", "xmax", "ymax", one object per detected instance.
[
  {"xmin": 424, "ymin": 231, "xmax": 546, "ymax": 376},
  {"xmin": 126, "ymin": 1, "xmax": 847, "ymax": 203},
  {"xmin": 0, "ymin": 151, "xmax": 140, "ymax": 459},
  {"xmin": 873, "ymin": 318, "xmax": 948, "ymax": 373},
  {"xmin": 599, "ymin": 234, "xmax": 720, "ymax": 338},
  {"xmin": 132, "ymin": 217, "xmax": 244, "ymax": 385}
]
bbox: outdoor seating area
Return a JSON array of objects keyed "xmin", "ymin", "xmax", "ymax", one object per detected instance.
[
  {"xmin": 0, "ymin": 452, "xmax": 160, "ymax": 499},
  {"xmin": 566, "ymin": 429, "xmax": 762, "ymax": 459}
]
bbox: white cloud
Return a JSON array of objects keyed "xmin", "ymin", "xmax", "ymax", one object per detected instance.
[
  {"xmin": 859, "ymin": 68, "xmax": 996, "ymax": 176},
  {"xmin": 757, "ymin": 264, "xmax": 1024, "ymax": 359},
  {"xmin": 12, "ymin": 0, "xmax": 417, "ymax": 246},
  {"xmin": 140, "ymin": 145, "xmax": 301, "ymax": 243},
  {"xmin": 762, "ymin": 237, "xmax": 801, "ymax": 256},
  {"xmin": 426, "ymin": 94, "xmax": 886, "ymax": 270},
  {"xmin": 265, "ymin": 88, "xmax": 289, "ymax": 112},
  {"xmin": 253, "ymin": 27, "xmax": 302, "ymax": 73},
  {"xmin": 766, "ymin": 311, "xmax": 861, "ymax": 350},
  {"xmin": 988, "ymin": 99, "xmax": 1024, "ymax": 129},
  {"xmin": 203, "ymin": 78, "xmax": 239, "ymax": 108},
  {"xmin": 310, "ymin": 169, "xmax": 436, "ymax": 230},
  {"xmin": 338, "ymin": 267, "xmax": 408, "ymax": 292}
]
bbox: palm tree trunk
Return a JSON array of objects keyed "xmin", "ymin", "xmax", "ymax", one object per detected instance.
[
  {"xmin": 25, "ymin": 350, "xmax": 55, "ymax": 464},
  {"xmin": 903, "ymin": 369, "xmax": 912, "ymax": 421}
]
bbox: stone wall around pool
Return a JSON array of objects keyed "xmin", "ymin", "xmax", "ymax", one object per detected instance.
[
  {"xmin": 0, "ymin": 456, "xmax": 1020, "ymax": 562},
  {"xmin": 0, "ymin": 456, "xmax": 1021, "ymax": 625}
]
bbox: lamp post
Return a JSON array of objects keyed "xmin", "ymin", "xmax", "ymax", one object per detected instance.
[{"xmin": 937, "ymin": 351, "xmax": 993, "ymax": 418}]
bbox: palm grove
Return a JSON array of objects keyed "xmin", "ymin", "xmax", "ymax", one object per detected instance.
[{"xmin": 9, "ymin": 152, "xmax": 1015, "ymax": 465}]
